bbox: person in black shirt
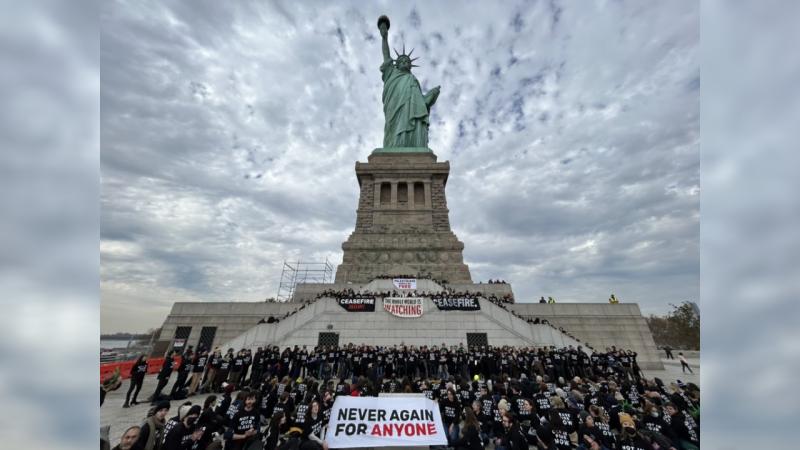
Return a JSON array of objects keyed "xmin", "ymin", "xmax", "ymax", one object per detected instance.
[
  {"xmin": 124, "ymin": 355, "xmax": 148, "ymax": 407},
  {"xmin": 470, "ymin": 400, "xmax": 489, "ymax": 445},
  {"xmin": 162, "ymin": 404, "xmax": 202, "ymax": 450},
  {"xmin": 149, "ymin": 351, "xmax": 177, "ymax": 403},
  {"xmin": 187, "ymin": 350, "xmax": 207, "ymax": 396},
  {"xmin": 214, "ymin": 383, "xmax": 235, "ymax": 424},
  {"xmin": 216, "ymin": 353, "xmax": 232, "ymax": 392},
  {"xmin": 533, "ymin": 384, "xmax": 552, "ymax": 421},
  {"xmin": 240, "ymin": 348, "xmax": 253, "ymax": 385},
  {"xmin": 576, "ymin": 414, "xmax": 605, "ymax": 450},
  {"xmin": 272, "ymin": 391, "xmax": 295, "ymax": 424},
  {"xmin": 577, "ymin": 433, "xmax": 604, "ymax": 450},
  {"xmin": 616, "ymin": 413, "xmax": 653, "ymax": 450},
  {"xmin": 251, "ymin": 347, "xmax": 266, "ymax": 388},
  {"xmin": 665, "ymin": 402, "xmax": 699, "ymax": 449},
  {"xmin": 263, "ymin": 412, "xmax": 287, "ymax": 450},
  {"xmin": 476, "ymin": 385, "xmax": 495, "ymax": 437},
  {"xmin": 549, "ymin": 396, "xmax": 578, "ymax": 435},
  {"xmin": 320, "ymin": 390, "xmax": 334, "ymax": 423},
  {"xmin": 227, "ymin": 392, "xmax": 260, "ymax": 450},
  {"xmin": 195, "ymin": 395, "xmax": 225, "ymax": 450},
  {"xmin": 200, "ymin": 349, "xmax": 221, "ymax": 394},
  {"xmin": 515, "ymin": 398, "xmax": 539, "ymax": 445},
  {"xmin": 495, "ymin": 412, "xmax": 527, "ymax": 450},
  {"xmin": 161, "ymin": 404, "xmax": 187, "ymax": 447},
  {"xmin": 533, "ymin": 425, "xmax": 558, "ymax": 450},
  {"xmin": 543, "ymin": 410, "xmax": 573, "ymax": 450},
  {"xmin": 301, "ymin": 400, "xmax": 327, "ymax": 450},
  {"xmin": 229, "ymin": 350, "xmax": 245, "ymax": 384},
  {"xmin": 440, "ymin": 389, "xmax": 461, "ymax": 444},
  {"xmin": 170, "ymin": 350, "xmax": 193, "ymax": 398},
  {"xmin": 452, "ymin": 407, "xmax": 484, "ymax": 450},
  {"xmin": 629, "ymin": 350, "xmax": 643, "ymax": 380},
  {"xmin": 640, "ymin": 402, "xmax": 677, "ymax": 444},
  {"xmin": 619, "ymin": 350, "xmax": 635, "ymax": 382}
]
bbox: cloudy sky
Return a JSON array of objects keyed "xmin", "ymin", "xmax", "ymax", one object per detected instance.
[{"xmin": 100, "ymin": 0, "xmax": 698, "ymax": 333}]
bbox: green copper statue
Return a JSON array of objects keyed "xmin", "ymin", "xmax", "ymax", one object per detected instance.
[{"xmin": 377, "ymin": 15, "xmax": 440, "ymax": 149}]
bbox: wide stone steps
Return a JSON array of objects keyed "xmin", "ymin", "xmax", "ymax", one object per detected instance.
[{"xmin": 220, "ymin": 295, "xmax": 586, "ymax": 351}]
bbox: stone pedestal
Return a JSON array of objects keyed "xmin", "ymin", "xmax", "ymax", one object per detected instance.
[{"xmin": 335, "ymin": 150, "xmax": 472, "ymax": 283}]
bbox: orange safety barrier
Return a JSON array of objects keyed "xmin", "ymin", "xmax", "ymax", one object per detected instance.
[{"xmin": 100, "ymin": 356, "xmax": 182, "ymax": 381}]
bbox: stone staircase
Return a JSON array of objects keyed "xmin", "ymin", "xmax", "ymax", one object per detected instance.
[
  {"xmin": 221, "ymin": 295, "xmax": 587, "ymax": 352},
  {"xmin": 474, "ymin": 297, "xmax": 588, "ymax": 352}
]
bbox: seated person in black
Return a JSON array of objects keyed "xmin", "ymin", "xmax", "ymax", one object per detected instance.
[
  {"xmin": 194, "ymin": 395, "xmax": 226, "ymax": 450},
  {"xmin": 495, "ymin": 412, "xmax": 527, "ymax": 450},
  {"xmin": 263, "ymin": 412, "xmax": 288, "ymax": 450},
  {"xmin": 439, "ymin": 389, "xmax": 462, "ymax": 444},
  {"xmin": 616, "ymin": 413, "xmax": 654, "ymax": 450},
  {"xmin": 541, "ymin": 410, "xmax": 573, "ymax": 450},
  {"xmin": 576, "ymin": 413, "xmax": 605, "ymax": 450},
  {"xmin": 226, "ymin": 392, "xmax": 261, "ymax": 450},
  {"xmin": 452, "ymin": 407, "xmax": 484, "ymax": 450},
  {"xmin": 301, "ymin": 400, "xmax": 327, "ymax": 450},
  {"xmin": 162, "ymin": 404, "xmax": 201, "ymax": 450}
]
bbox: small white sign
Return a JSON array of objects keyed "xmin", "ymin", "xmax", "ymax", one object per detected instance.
[{"xmin": 392, "ymin": 278, "xmax": 417, "ymax": 290}]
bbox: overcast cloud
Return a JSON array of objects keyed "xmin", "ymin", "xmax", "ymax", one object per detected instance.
[{"xmin": 100, "ymin": 0, "xmax": 698, "ymax": 333}]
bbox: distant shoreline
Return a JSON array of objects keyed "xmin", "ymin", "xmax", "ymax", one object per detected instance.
[{"xmin": 100, "ymin": 333, "xmax": 148, "ymax": 340}]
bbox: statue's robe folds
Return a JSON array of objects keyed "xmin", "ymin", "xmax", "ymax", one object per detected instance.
[{"xmin": 381, "ymin": 60, "xmax": 430, "ymax": 148}]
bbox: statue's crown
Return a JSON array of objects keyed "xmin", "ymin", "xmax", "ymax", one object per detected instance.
[{"xmin": 393, "ymin": 43, "xmax": 420, "ymax": 67}]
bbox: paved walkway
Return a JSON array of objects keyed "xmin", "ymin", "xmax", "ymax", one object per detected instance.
[
  {"xmin": 647, "ymin": 357, "xmax": 699, "ymax": 385},
  {"xmin": 101, "ymin": 374, "xmax": 219, "ymax": 443}
]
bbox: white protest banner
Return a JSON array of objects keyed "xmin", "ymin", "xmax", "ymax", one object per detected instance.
[
  {"xmin": 392, "ymin": 278, "xmax": 417, "ymax": 290},
  {"xmin": 326, "ymin": 396, "xmax": 447, "ymax": 448},
  {"xmin": 383, "ymin": 297, "xmax": 423, "ymax": 318}
]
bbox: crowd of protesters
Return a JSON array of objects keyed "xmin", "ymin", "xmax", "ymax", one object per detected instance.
[
  {"xmin": 256, "ymin": 274, "xmax": 521, "ymax": 325},
  {"xmin": 252, "ymin": 288, "xmax": 520, "ymax": 326},
  {"xmin": 315, "ymin": 288, "xmax": 515, "ymax": 304},
  {"xmin": 106, "ymin": 343, "xmax": 698, "ymax": 450}
]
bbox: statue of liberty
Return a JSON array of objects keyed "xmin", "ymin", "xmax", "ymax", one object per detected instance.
[{"xmin": 377, "ymin": 15, "xmax": 440, "ymax": 149}]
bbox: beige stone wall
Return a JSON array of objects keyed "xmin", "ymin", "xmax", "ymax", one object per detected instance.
[
  {"xmin": 336, "ymin": 152, "xmax": 472, "ymax": 283},
  {"xmin": 159, "ymin": 302, "xmax": 295, "ymax": 353},
  {"xmin": 509, "ymin": 303, "xmax": 663, "ymax": 369}
]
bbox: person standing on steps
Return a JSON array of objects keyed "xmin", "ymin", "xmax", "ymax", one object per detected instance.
[
  {"xmin": 124, "ymin": 355, "xmax": 148, "ymax": 408},
  {"xmin": 149, "ymin": 351, "xmax": 177, "ymax": 403},
  {"xmin": 187, "ymin": 349, "xmax": 207, "ymax": 396},
  {"xmin": 170, "ymin": 349, "xmax": 193, "ymax": 398},
  {"xmin": 229, "ymin": 349, "xmax": 244, "ymax": 385}
]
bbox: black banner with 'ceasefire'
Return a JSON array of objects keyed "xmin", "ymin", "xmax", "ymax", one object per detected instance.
[
  {"xmin": 337, "ymin": 297, "xmax": 376, "ymax": 312},
  {"xmin": 431, "ymin": 297, "xmax": 481, "ymax": 311}
]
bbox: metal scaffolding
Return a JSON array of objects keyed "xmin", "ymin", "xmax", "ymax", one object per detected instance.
[{"xmin": 275, "ymin": 259, "xmax": 335, "ymax": 302}]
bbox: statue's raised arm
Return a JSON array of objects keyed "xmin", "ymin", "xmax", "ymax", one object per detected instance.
[
  {"xmin": 378, "ymin": 15, "xmax": 391, "ymax": 64},
  {"xmin": 375, "ymin": 15, "xmax": 440, "ymax": 150}
]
